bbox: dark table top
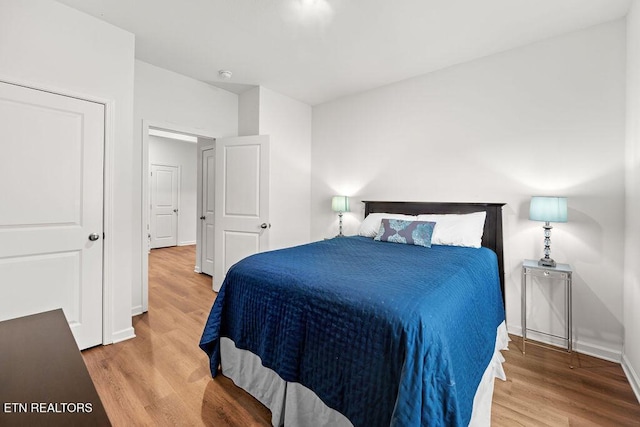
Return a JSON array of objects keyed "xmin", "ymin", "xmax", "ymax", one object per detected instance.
[{"xmin": 0, "ymin": 309, "xmax": 111, "ymax": 426}]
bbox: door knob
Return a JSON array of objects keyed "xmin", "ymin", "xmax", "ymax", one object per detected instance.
[
  {"xmin": 88, "ymin": 233, "xmax": 100, "ymax": 241},
  {"xmin": 200, "ymin": 216, "xmax": 206, "ymax": 220},
  {"xmin": 173, "ymin": 209, "xmax": 178, "ymax": 213},
  {"xmin": 260, "ymin": 223, "xmax": 268, "ymax": 229}
]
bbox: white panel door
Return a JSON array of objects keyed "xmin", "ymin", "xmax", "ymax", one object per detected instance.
[
  {"xmin": 0, "ymin": 81, "xmax": 104, "ymax": 350},
  {"xmin": 214, "ymin": 136, "xmax": 269, "ymax": 291},
  {"xmin": 200, "ymin": 148, "xmax": 215, "ymax": 276},
  {"xmin": 150, "ymin": 164, "xmax": 179, "ymax": 249}
]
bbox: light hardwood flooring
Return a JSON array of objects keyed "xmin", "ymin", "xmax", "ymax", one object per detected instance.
[
  {"xmin": 494, "ymin": 340, "xmax": 640, "ymax": 426},
  {"xmin": 82, "ymin": 245, "xmax": 640, "ymax": 426},
  {"xmin": 82, "ymin": 246, "xmax": 271, "ymax": 426}
]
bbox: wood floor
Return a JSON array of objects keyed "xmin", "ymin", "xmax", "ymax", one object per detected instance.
[
  {"xmin": 82, "ymin": 245, "xmax": 640, "ymax": 426},
  {"xmin": 82, "ymin": 246, "xmax": 271, "ymax": 426}
]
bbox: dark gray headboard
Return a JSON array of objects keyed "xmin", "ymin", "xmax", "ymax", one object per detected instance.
[{"xmin": 363, "ymin": 201, "xmax": 506, "ymax": 304}]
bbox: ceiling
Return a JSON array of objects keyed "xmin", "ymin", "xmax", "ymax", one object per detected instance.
[{"xmin": 56, "ymin": 0, "xmax": 631, "ymax": 106}]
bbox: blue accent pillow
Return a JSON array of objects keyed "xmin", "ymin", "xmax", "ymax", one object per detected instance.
[{"xmin": 374, "ymin": 219, "xmax": 436, "ymax": 247}]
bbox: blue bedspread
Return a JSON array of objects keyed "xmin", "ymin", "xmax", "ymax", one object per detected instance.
[{"xmin": 200, "ymin": 236, "xmax": 505, "ymax": 427}]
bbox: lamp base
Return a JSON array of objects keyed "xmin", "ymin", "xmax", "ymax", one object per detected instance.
[{"xmin": 538, "ymin": 257, "xmax": 557, "ymax": 268}]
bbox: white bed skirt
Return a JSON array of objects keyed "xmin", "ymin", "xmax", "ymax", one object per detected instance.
[{"xmin": 220, "ymin": 321, "xmax": 509, "ymax": 427}]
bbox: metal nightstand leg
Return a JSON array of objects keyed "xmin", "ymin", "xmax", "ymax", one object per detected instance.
[
  {"xmin": 568, "ymin": 271, "xmax": 573, "ymax": 368},
  {"xmin": 521, "ymin": 266, "xmax": 526, "ymax": 355}
]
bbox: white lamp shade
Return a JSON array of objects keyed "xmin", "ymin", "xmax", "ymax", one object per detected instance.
[
  {"xmin": 529, "ymin": 196, "xmax": 568, "ymax": 223},
  {"xmin": 331, "ymin": 195, "xmax": 350, "ymax": 212}
]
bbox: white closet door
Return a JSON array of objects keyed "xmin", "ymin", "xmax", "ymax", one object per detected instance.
[{"xmin": 0, "ymin": 81, "xmax": 104, "ymax": 349}]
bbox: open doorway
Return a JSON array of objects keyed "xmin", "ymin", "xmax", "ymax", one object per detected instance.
[
  {"xmin": 140, "ymin": 121, "xmax": 215, "ymax": 314},
  {"xmin": 148, "ymin": 129, "xmax": 195, "ymax": 250}
]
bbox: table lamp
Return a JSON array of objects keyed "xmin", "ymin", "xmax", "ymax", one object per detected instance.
[
  {"xmin": 529, "ymin": 196, "xmax": 568, "ymax": 267},
  {"xmin": 331, "ymin": 196, "xmax": 350, "ymax": 237}
]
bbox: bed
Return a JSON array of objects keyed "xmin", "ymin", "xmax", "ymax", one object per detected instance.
[{"xmin": 200, "ymin": 201, "xmax": 508, "ymax": 426}]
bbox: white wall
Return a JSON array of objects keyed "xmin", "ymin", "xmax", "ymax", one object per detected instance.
[
  {"xmin": 149, "ymin": 135, "xmax": 198, "ymax": 246},
  {"xmin": 239, "ymin": 87, "xmax": 260, "ymax": 136},
  {"xmin": 238, "ymin": 86, "xmax": 312, "ymax": 250},
  {"xmin": 0, "ymin": 0, "xmax": 136, "ymax": 342},
  {"xmin": 258, "ymin": 87, "xmax": 312, "ymax": 249},
  {"xmin": 311, "ymin": 20, "xmax": 627, "ymax": 360},
  {"xmin": 624, "ymin": 3, "xmax": 640, "ymax": 401},
  {"xmin": 133, "ymin": 60, "xmax": 238, "ymax": 314}
]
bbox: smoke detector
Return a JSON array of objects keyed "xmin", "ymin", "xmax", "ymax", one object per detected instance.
[{"xmin": 218, "ymin": 70, "xmax": 233, "ymax": 80}]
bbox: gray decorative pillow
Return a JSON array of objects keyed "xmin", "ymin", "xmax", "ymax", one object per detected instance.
[{"xmin": 374, "ymin": 219, "xmax": 436, "ymax": 247}]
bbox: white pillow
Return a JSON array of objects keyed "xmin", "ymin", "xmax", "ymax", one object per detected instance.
[
  {"xmin": 358, "ymin": 213, "xmax": 418, "ymax": 238},
  {"xmin": 416, "ymin": 211, "xmax": 487, "ymax": 248}
]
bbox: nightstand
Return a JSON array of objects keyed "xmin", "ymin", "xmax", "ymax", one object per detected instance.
[{"xmin": 521, "ymin": 259, "xmax": 573, "ymax": 357}]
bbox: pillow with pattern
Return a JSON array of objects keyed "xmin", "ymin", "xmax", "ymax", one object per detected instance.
[{"xmin": 374, "ymin": 219, "xmax": 436, "ymax": 248}]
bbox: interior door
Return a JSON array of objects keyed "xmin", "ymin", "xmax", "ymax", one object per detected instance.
[
  {"xmin": 150, "ymin": 164, "xmax": 179, "ymax": 249},
  {"xmin": 200, "ymin": 148, "xmax": 215, "ymax": 276},
  {"xmin": 0, "ymin": 81, "xmax": 104, "ymax": 349},
  {"xmin": 214, "ymin": 135, "xmax": 269, "ymax": 291}
]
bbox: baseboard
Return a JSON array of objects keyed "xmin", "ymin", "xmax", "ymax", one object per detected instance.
[
  {"xmin": 507, "ymin": 324, "xmax": 622, "ymax": 363},
  {"xmin": 194, "ymin": 266, "xmax": 201, "ymax": 273},
  {"xmin": 574, "ymin": 340, "xmax": 622, "ymax": 363},
  {"xmin": 622, "ymin": 354, "xmax": 640, "ymax": 404},
  {"xmin": 111, "ymin": 327, "xmax": 136, "ymax": 344},
  {"xmin": 131, "ymin": 305, "xmax": 144, "ymax": 316},
  {"xmin": 178, "ymin": 241, "xmax": 196, "ymax": 247}
]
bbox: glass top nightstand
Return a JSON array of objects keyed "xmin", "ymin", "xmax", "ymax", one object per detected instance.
[{"xmin": 521, "ymin": 259, "xmax": 573, "ymax": 361}]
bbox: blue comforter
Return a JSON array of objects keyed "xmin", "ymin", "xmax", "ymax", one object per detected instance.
[{"xmin": 200, "ymin": 236, "xmax": 505, "ymax": 426}]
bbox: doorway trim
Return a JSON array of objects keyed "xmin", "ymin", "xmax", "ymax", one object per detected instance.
[
  {"xmin": 0, "ymin": 74, "xmax": 116, "ymax": 345},
  {"xmin": 140, "ymin": 120, "xmax": 216, "ymax": 314}
]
